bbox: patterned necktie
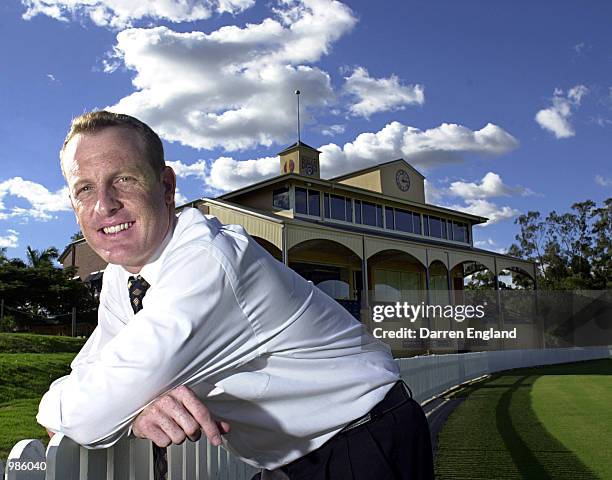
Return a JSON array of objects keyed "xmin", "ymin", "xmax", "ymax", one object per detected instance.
[
  {"xmin": 127, "ymin": 275, "xmax": 167, "ymax": 480},
  {"xmin": 127, "ymin": 275, "xmax": 150, "ymax": 314}
]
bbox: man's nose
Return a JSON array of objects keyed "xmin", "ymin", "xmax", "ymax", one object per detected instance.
[{"xmin": 94, "ymin": 186, "xmax": 122, "ymax": 216}]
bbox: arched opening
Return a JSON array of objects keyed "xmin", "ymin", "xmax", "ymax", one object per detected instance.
[
  {"xmin": 451, "ymin": 261, "xmax": 496, "ymax": 293},
  {"xmin": 498, "ymin": 267, "xmax": 535, "ymax": 290},
  {"xmin": 288, "ymin": 239, "xmax": 362, "ymax": 319},
  {"xmin": 368, "ymin": 249, "xmax": 426, "ymax": 304},
  {"xmin": 252, "ymin": 236, "xmax": 282, "ymax": 262}
]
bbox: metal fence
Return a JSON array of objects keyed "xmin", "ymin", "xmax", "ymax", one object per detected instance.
[{"xmin": 4, "ymin": 346, "xmax": 611, "ymax": 479}]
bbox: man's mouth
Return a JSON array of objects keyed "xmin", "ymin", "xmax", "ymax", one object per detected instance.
[{"xmin": 100, "ymin": 222, "xmax": 135, "ymax": 235}]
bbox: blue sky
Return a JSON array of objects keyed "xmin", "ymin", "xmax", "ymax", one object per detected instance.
[{"xmin": 1, "ymin": 0, "xmax": 611, "ymax": 260}]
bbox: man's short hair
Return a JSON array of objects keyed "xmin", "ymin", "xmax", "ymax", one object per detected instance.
[{"xmin": 60, "ymin": 111, "xmax": 165, "ymax": 177}]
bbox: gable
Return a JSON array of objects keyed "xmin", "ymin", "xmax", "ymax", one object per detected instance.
[
  {"xmin": 379, "ymin": 161, "xmax": 425, "ymax": 203},
  {"xmin": 335, "ymin": 160, "xmax": 425, "ymax": 203}
]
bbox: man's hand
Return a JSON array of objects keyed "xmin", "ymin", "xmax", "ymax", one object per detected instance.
[{"xmin": 133, "ymin": 385, "xmax": 230, "ymax": 448}]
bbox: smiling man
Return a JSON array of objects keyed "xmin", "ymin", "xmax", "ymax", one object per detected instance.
[{"xmin": 37, "ymin": 111, "xmax": 434, "ymax": 480}]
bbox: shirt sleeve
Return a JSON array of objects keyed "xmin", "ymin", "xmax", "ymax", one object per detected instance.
[{"xmin": 36, "ymin": 242, "xmax": 256, "ymax": 448}]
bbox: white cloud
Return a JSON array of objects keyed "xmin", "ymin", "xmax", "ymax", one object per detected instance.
[
  {"xmin": 430, "ymin": 172, "xmax": 526, "ymax": 226},
  {"xmin": 535, "ymin": 85, "xmax": 588, "ymax": 138},
  {"xmin": 171, "ymin": 121, "xmax": 518, "ymax": 196},
  {"xmin": 424, "ymin": 179, "xmax": 444, "ymax": 204},
  {"xmin": 208, "ymin": 156, "xmax": 279, "ymax": 191},
  {"xmin": 0, "ymin": 229, "xmax": 19, "ymax": 249},
  {"xmin": 448, "ymin": 198, "xmax": 519, "ymax": 226},
  {"xmin": 473, "ymin": 238, "xmax": 506, "ymax": 254},
  {"xmin": 106, "ymin": 0, "xmax": 356, "ymax": 151},
  {"xmin": 174, "ymin": 187, "xmax": 188, "ymax": 206},
  {"xmin": 595, "ymin": 174, "xmax": 612, "ymax": 187},
  {"xmin": 169, "ymin": 156, "xmax": 278, "ymax": 193},
  {"xmin": 321, "ymin": 124, "xmax": 345, "ymax": 136},
  {"xmin": 167, "ymin": 159, "xmax": 208, "ymax": 179},
  {"xmin": 344, "ymin": 67, "xmax": 424, "ymax": 118},
  {"xmin": 449, "ymin": 172, "xmax": 532, "ymax": 199},
  {"xmin": 0, "ymin": 177, "xmax": 71, "ymax": 221},
  {"xmin": 318, "ymin": 121, "xmax": 519, "ymax": 178},
  {"xmin": 21, "ymin": 0, "xmax": 255, "ymax": 29}
]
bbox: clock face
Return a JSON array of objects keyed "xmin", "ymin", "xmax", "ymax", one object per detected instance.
[
  {"xmin": 396, "ymin": 169, "xmax": 410, "ymax": 191},
  {"xmin": 302, "ymin": 157, "xmax": 317, "ymax": 176}
]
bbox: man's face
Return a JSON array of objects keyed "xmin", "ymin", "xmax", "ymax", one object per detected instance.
[{"xmin": 62, "ymin": 126, "xmax": 176, "ymax": 273}]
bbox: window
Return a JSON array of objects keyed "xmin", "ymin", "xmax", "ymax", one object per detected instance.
[
  {"xmin": 324, "ymin": 193, "xmax": 350, "ymax": 221},
  {"xmin": 295, "ymin": 187, "xmax": 307, "ymax": 214},
  {"xmin": 413, "ymin": 213, "xmax": 422, "ymax": 234},
  {"xmin": 395, "ymin": 209, "xmax": 421, "ymax": 234},
  {"xmin": 362, "ymin": 201, "xmax": 377, "ymax": 226},
  {"xmin": 331, "ymin": 194, "xmax": 346, "ymax": 221},
  {"xmin": 424, "ymin": 215, "xmax": 448, "ymax": 239},
  {"xmin": 355, "ymin": 201, "xmax": 384, "ymax": 228},
  {"xmin": 385, "ymin": 207, "xmax": 395, "ymax": 230},
  {"xmin": 452, "ymin": 221, "xmax": 469, "ymax": 243},
  {"xmin": 429, "ymin": 216, "xmax": 442, "ymax": 238},
  {"xmin": 273, "ymin": 187, "xmax": 289, "ymax": 209},
  {"xmin": 308, "ymin": 190, "xmax": 320, "ymax": 216},
  {"xmin": 295, "ymin": 187, "xmax": 320, "ymax": 216},
  {"xmin": 395, "ymin": 208, "xmax": 412, "ymax": 233}
]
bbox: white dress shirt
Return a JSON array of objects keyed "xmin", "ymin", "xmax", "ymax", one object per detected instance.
[{"xmin": 37, "ymin": 208, "xmax": 400, "ymax": 469}]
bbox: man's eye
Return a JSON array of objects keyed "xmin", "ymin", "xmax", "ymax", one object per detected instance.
[
  {"xmin": 117, "ymin": 176, "xmax": 133, "ymax": 183},
  {"xmin": 77, "ymin": 185, "xmax": 93, "ymax": 195}
]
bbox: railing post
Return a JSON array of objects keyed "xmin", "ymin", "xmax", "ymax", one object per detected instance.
[{"xmin": 5, "ymin": 439, "xmax": 46, "ymax": 480}]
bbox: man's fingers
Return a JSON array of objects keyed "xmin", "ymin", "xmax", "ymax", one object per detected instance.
[
  {"xmin": 157, "ymin": 394, "xmax": 201, "ymax": 442},
  {"xmin": 171, "ymin": 387, "xmax": 223, "ymax": 446},
  {"xmin": 217, "ymin": 421, "xmax": 231, "ymax": 434},
  {"xmin": 147, "ymin": 425, "xmax": 172, "ymax": 448},
  {"xmin": 156, "ymin": 411, "xmax": 188, "ymax": 445}
]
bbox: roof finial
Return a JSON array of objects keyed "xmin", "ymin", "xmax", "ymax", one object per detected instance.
[{"xmin": 295, "ymin": 89, "xmax": 301, "ymax": 143}]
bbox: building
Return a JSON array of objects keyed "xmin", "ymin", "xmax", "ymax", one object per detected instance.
[{"xmin": 60, "ymin": 142, "xmax": 536, "ymax": 355}]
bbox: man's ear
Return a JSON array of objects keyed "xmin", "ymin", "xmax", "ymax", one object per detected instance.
[{"xmin": 161, "ymin": 166, "xmax": 176, "ymax": 205}]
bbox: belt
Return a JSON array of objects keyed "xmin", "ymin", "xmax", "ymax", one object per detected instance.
[{"xmin": 338, "ymin": 380, "xmax": 413, "ymax": 434}]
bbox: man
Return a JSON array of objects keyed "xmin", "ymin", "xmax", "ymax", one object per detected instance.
[{"xmin": 37, "ymin": 111, "xmax": 434, "ymax": 479}]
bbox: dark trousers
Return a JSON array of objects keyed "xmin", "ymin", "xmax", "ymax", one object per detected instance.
[{"xmin": 255, "ymin": 381, "xmax": 434, "ymax": 479}]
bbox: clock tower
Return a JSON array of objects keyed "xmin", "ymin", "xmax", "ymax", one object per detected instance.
[{"xmin": 278, "ymin": 141, "xmax": 321, "ymax": 179}]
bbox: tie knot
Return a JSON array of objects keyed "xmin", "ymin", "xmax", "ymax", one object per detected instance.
[{"xmin": 128, "ymin": 275, "xmax": 150, "ymax": 314}]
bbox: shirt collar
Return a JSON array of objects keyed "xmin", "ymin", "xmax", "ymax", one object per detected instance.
[{"xmin": 119, "ymin": 213, "xmax": 178, "ymax": 287}]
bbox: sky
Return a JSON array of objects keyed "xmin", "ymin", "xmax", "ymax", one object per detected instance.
[{"xmin": 1, "ymin": 0, "xmax": 611, "ymax": 260}]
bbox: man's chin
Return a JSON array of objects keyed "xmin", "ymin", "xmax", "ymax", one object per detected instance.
[{"xmin": 94, "ymin": 247, "xmax": 142, "ymax": 270}]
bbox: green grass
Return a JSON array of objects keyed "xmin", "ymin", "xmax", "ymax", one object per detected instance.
[
  {"xmin": 0, "ymin": 332, "xmax": 85, "ymax": 354},
  {"xmin": 0, "ymin": 333, "xmax": 83, "ymax": 461},
  {"xmin": 435, "ymin": 359, "xmax": 612, "ymax": 479}
]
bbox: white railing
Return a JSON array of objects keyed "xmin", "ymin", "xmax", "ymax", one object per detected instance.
[{"xmin": 4, "ymin": 346, "xmax": 611, "ymax": 479}]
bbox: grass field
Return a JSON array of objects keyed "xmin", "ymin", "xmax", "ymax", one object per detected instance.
[
  {"xmin": 0, "ymin": 333, "xmax": 84, "ymax": 461},
  {"xmin": 435, "ymin": 359, "xmax": 612, "ymax": 479}
]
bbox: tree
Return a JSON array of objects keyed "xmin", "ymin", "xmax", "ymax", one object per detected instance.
[
  {"xmin": 71, "ymin": 231, "xmax": 84, "ymax": 242},
  {"xmin": 508, "ymin": 198, "xmax": 611, "ymax": 290},
  {"xmin": 0, "ymin": 245, "xmax": 95, "ymax": 331},
  {"xmin": 26, "ymin": 246, "xmax": 59, "ymax": 268},
  {"xmin": 591, "ymin": 198, "xmax": 612, "ymax": 288}
]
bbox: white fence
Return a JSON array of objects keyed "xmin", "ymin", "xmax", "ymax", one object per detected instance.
[{"xmin": 4, "ymin": 346, "xmax": 611, "ymax": 479}]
